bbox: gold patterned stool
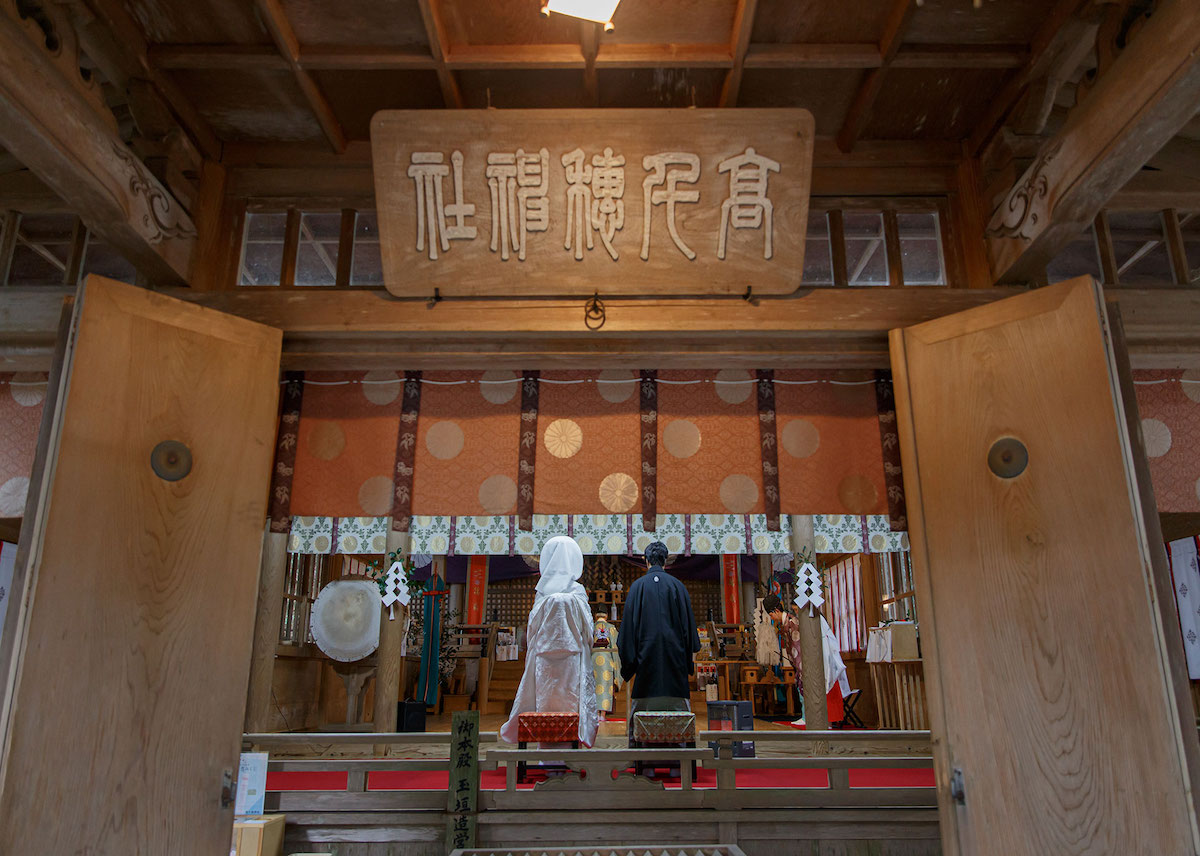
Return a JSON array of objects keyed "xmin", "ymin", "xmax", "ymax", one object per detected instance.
[
  {"xmin": 631, "ymin": 711, "xmax": 697, "ymax": 778},
  {"xmin": 516, "ymin": 712, "xmax": 580, "ymax": 782}
]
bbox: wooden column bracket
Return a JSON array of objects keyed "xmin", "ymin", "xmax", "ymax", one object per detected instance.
[{"xmin": 986, "ymin": 0, "xmax": 1200, "ymax": 283}]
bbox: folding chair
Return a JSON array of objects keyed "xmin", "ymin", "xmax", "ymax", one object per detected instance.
[{"xmin": 834, "ymin": 688, "xmax": 866, "ymax": 729}]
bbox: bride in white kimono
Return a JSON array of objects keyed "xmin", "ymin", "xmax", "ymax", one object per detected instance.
[{"xmin": 500, "ymin": 536, "xmax": 599, "ymax": 747}]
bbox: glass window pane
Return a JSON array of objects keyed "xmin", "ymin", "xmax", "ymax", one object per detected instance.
[
  {"xmin": 8, "ymin": 213, "xmax": 75, "ymax": 286},
  {"xmin": 897, "ymin": 212, "xmax": 945, "ymax": 285},
  {"xmin": 351, "ymin": 211, "xmax": 383, "ymax": 286},
  {"xmin": 843, "ymin": 211, "xmax": 888, "ymax": 286},
  {"xmin": 239, "ymin": 212, "xmax": 286, "ymax": 286},
  {"xmin": 295, "ymin": 211, "xmax": 341, "ymax": 286},
  {"xmin": 1109, "ymin": 210, "xmax": 1173, "ymax": 283},
  {"xmin": 802, "ymin": 210, "xmax": 833, "ymax": 285},
  {"xmin": 1181, "ymin": 211, "xmax": 1200, "ymax": 285},
  {"xmin": 1046, "ymin": 224, "xmax": 1101, "ymax": 283},
  {"xmin": 82, "ymin": 234, "xmax": 136, "ymax": 283}
]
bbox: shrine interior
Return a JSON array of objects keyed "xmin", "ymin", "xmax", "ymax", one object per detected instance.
[{"xmin": 1, "ymin": 1, "xmax": 1200, "ymax": 856}]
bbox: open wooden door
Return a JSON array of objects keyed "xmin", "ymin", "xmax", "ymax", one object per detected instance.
[
  {"xmin": 0, "ymin": 277, "xmax": 281, "ymax": 854},
  {"xmin": 890, "ymin": 277, "xmax": 1200, "ymax": 855}
]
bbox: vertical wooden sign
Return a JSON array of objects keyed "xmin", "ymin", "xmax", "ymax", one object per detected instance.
[{"xmin": 446, "ymin": 709, "xmax": 480, "ymax": 853}]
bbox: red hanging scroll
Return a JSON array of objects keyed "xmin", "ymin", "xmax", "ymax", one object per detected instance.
[
  {"xmin": 721, "ymin": 554, "xmax": 742, "ymax": 623},
  {"xmin": 465, "ymin": 555, "xmax": 489, "ymax": 625}
]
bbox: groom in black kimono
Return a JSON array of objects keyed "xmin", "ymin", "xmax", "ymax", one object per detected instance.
[{"xmin": 618, "ymin": 541, "xmax": 702, "ymax": 735}]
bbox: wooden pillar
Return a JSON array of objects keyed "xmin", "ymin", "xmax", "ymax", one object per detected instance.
[
  {"xmin": 244, "ymin": 525, "xmax": 289, "ymax": 732},
  {"xmin": 373, "ymin": 529, "xmax": 411, "ymax": 745},
  {"xmin": 789, "ymin": 514, "xmax": 828, "ymax": 730}
]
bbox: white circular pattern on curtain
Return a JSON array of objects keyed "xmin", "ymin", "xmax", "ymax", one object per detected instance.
[
  {"xmin": 0, "ymin": 476, "xmax": 29, "ymax": 517},
  {"xmin": 714, "ymin": 368, "xmax": 754, "ymax": 404},
  {"xmin": 598, "ymin": 472, "xmax": 638, "ymax": 513},
  {"xmin": 596, "ymin": 369, "xmax": 638, "ymax": 403},
  {"xmin": 662, "ymin": 419, "xmax": 701, "ymax": 458},
  {"xmin": 719, "ymin": 474, "xmax": 758, "ymax": 513},
  {"xmin": 362, "ymin": 370, "xmax": 401, "ymax": 405},
  {"xmin": 1183, "ymin": 369, "xmax": 1200, "ymax": 403},
  {"xmin": 357, "ymin": 475, "xmax": 394, "ymax": 516},
  {"xmin": 309, "ymin": 421, "xmax": 346, "ymax": 460},
  {"xmin": 781, "ymin": 418, "xmax": 820, "ymax": 458},
  {"xmin": 480, "ymin": 370, "xmax": 520, "ymax": 404},
  {"xmin": 1141, "ymin": 417, "xmax": 1172, "ymax": 458},
  {"xmin": 425, "ymin": 420, "xmax": 465, "ymax": 459},
  {"xmin": 543, "ymin": 418, "xmax": 583, "ymax": 458},
  {"xmin": 478, "ymin": 474, "xmax": 517, "ymax": 513},
  {"xmin": 10, "ymin": 372, "xmax": 46, "ymax": 406}
]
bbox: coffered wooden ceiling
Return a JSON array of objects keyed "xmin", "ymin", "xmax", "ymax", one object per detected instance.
[{"xmin": 127, "ymin": 0, "xmax": 1048, "ymax": 149}]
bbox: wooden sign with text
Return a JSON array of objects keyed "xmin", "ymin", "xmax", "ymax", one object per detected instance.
[{"xmin": 371, "ymin": 109, "xmax": 814, "ymax": 297}]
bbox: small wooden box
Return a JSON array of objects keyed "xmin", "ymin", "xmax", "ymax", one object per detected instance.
[
  {"xmin": 442, "ymin": 693, "xmax": 471, "ymax": 713},
  {"xmin": 232, "ymin": 814, "xmax": 285, "ymax": 856},
  {"xmin": 868, "ymin": 622, "xmax": 919, "ymax": 662}
]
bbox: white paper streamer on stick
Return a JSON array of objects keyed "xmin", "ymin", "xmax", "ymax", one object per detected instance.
[
  {"xmin": 381, "ymin": 560, "xmax": 411, "ymax": 620},
  {"xmin": 793, "ymin": 561, "xmax": 824, "ymax": 616}
]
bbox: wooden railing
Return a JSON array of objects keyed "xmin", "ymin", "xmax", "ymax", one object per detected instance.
[{"xmin": 246, "ymin": 729, "xmax": 936, "ymax": 815}]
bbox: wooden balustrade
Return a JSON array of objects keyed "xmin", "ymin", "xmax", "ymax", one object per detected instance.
[{"xmin": 249, "ymin": 729, "xmax": 937, "ymax": 816}]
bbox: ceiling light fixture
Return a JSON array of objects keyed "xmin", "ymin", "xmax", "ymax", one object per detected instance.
[{"xmin": 541, "ymin": 0, "xmax": 619, "ymax": 32}]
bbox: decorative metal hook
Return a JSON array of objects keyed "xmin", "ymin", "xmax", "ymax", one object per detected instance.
[{"xmin": 584, "ymin": 292, "xmax": 606, "ymax": 331}]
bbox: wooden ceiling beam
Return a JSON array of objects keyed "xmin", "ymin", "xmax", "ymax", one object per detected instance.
[
  {"xmin": 719, "ymin": 0, "xmax": 758, "ymax": 108},
  {"xmin": 300, "ymin": 46, "xmax": 437, "ymax": 71},
  {"xmin": 446, "ymin": 43, "xmax": 586, "ymax": 70},
  {"xmin": 147, "ymin": 41, "xmax": 1026, "ymax": 74},
  {"xmin": 890, "ymin": 44, "xmax": 1028, "ymax": 69},
  {"xmin": 0, "ymin": 11, "xmax": 194, "ymax": 284},
  {"xmin": 81, "ymin": 0, "xmax": 222, "ymax": 160},
  {"xmin": 987, "ymin": 0, "xmax": 1200, "ymax": 284},
  {"xmin": 417, "ymin": 0, "xmax": 463, "ymax": 108},
  {"xmin": 149, "ymin": 45, "xmax": 289, "ymax": 71},
  {"xmin": 5, "ymin": 286, "xmax": 1199, "ymax": 372},
  {"xmin": 594, "ymin": 43, "xmax": 733, "ymax": 68},
  {"xmin": 836, "ymin": 0, "xmax": 917, "ymax": 153},
  {"xmin": 744, "ymin": 43, "xmax": 879, "ymax": 69},
  {"xmin": 744, "ymin": 43, "xmax": 1026, "ymax": 70},
  {"xmin": 253, "ymin": 0, "xmax": 346, "ymax": 153}
]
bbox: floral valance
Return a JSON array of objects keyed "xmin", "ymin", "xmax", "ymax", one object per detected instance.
[{"xmin": 288, "ymin": 512, "xmax": 910, "ymax": 556}]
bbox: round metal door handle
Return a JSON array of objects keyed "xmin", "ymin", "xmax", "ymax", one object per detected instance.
[
  {"xmin": 987, "ymin": 437, "xmax": 1028, "ymax": 479},
  {"xmin": 150, "ymin": 440, "xmax": 193, "ymax": 482}
]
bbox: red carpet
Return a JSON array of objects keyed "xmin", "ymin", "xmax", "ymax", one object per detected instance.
[{"xmin": 266, "ymin": 765, "xmax": 933, "ymax": 792}]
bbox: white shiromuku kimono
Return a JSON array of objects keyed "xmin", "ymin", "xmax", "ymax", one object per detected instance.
[{"xmin": 500, "ymin": 536, "xmax": 599, "ymax": 747}]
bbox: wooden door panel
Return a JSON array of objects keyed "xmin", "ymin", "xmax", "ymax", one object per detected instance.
[
  {"xmin": 0, "ymin": 277, "xmax": 281, "ymax": 854},
  {"xmin": 890, "ymin": 277, "xmax": 1200, "ymax": 855}
]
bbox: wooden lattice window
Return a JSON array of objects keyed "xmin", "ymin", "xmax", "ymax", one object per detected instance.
[
  {"xmin": 878, "ymin": 551, "xmax": 917, "ymax": 623},
  {"xmin": 279, "ymin": 553, "xmax": 329, "ymax": 646}
]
